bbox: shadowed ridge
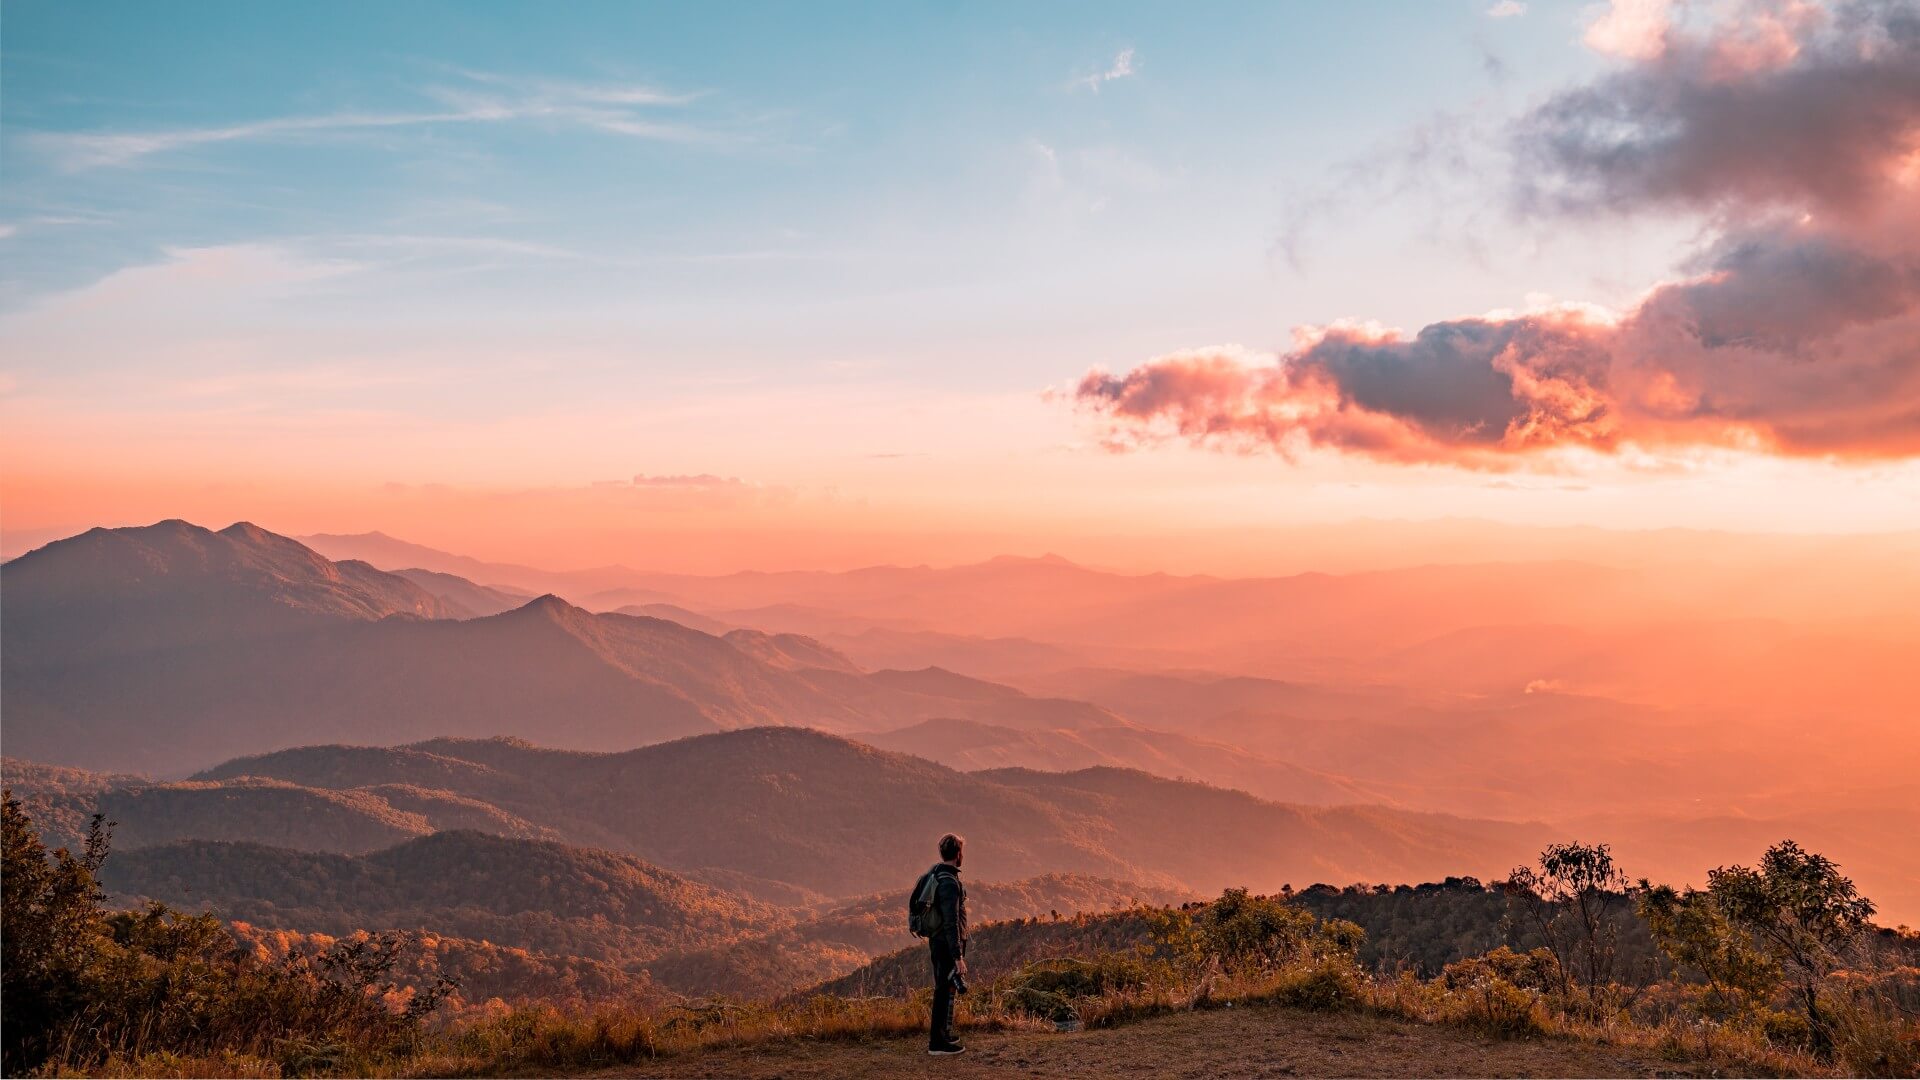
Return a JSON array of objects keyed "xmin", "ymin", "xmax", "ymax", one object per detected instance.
[
  {"xmin": 867, "ymin": 665, "xmax": 1030, "ymax": 700},
  {"xmin": 722, "ymin": 628, "xmax": 864, "ymax": 673},
  {"xmin": 503, "ymin": 592, "xmax": 585, "ymax": 620},
  {"xmin": 191, "ymin": 742, "xmax": 522, "ymax": 796},
  {"xmin": 101, "ymin": 829, "xmax": 780, "ymax": 967}
]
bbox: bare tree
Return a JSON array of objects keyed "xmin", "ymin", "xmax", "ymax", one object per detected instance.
[{"xmin": 1504, "ymin": 841, "xmax": 1630, "ymax": 1010}]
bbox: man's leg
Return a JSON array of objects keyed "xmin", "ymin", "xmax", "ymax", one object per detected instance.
[{"xmin": 929, "ymin": 939, "xmax": 956, "ymax": 1049}]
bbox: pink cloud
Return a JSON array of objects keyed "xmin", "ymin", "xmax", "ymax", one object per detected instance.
[{"xmin": 1075, "ymin": 0, "xmax": 1920, "ymax": 467}]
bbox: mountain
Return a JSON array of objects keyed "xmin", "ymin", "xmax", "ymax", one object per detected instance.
[
  {"xmin": 859, "ymin": 718, "xmax": 1381, "ymax": 806},
  {"xmin": 806, "ymin": 627, "xmax": 1089, "ymax": 680},
  {"xmin": 99, "ymin": 779, "xmax": 438, "ymax": 853},
  {"xmin": 794, "ymin": 667, "xmax": 1124, "ymax": 732},
  {"xmin": 1, "ymin": 758, "xmax": 148, "ymax": 854},
  {"xmin": 190, "ymin": 728, "xmax": 1548, "ymax": 901},
  {"xmin": 201, "ymin": 728, "xmax": 1151, "ymax": 896},
  {"xmin": 1, "ymin": 519, "xmax": 453, "ymax": 664},
  {"xmin": 2, "ymin": 759, "xmax": 563, "ymax": 854},
  {"xmin": 615, "ymin": 603, "xmax": 734, "ymax": 636},
  {"xmin": 295, "ymin": 530, "xmax": 634, "ymax": 597},
  {"xmin": 103, "ymin": 830, "xmax": 776, "ymax": 969},
  {"xmin": 2, "ymin": 523, "xmax": 1136, "ymax": 774},
  {"xmin": 974, "ymin": 766, "xmax": 1546, "ymax": 894},
  {"xmin": 389, "ymin": 567, "xmax": 532, "ymax": 618},
  {"xmin": 720, "ymin": 629, "xmax": 863, "ymax": 674}
]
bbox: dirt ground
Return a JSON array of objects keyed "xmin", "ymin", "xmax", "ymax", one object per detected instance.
[{"xmin": 588, "ymin": 1004, "xmax": 1703, "ymax": 1079}]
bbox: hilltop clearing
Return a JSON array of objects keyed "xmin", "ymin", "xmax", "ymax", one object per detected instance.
[{"xmin": 587, "ymin": 1001, "xmax": 1693, "ymax": 1079}]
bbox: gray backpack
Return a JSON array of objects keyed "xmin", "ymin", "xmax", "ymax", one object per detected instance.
[{"xmin": 908, "ymin": 867, "xmax": 948, "ymax": 937}]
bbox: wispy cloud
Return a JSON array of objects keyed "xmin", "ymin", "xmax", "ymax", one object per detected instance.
[
  {"xmin": 630, "ymin": 473, "xmax": 748, "ymax": 489},
  {"xmin": 1073, "ymin": 48, "xmax": 1137, "ymax": 93},
  {"xmin": 323, "ymin": 233, "xmax": 588, "ymax": 263},
  {"xmin": 29, "ymin": 71, "xmax": 725, "ymax": 170},
  {"xmin": 1485, "ymin": 1, "xmax": 1527, "ymax": 17}
]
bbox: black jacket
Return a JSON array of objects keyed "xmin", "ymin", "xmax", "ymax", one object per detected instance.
[{"xmin": 929, "ymin": 861, "xmax": 967, "ymax": 955}]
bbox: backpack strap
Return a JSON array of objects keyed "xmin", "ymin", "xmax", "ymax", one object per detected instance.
[{"xmin": 917, "ymin": 867, "xmax": 944, "ymax": 907}]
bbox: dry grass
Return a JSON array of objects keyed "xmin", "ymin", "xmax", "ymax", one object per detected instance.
[{"xmin": 48, "ymin": 941, "xmax": 1913, "ymax": 1078}]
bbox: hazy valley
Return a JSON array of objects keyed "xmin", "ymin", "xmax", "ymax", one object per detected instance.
[{"xmin": 4, "ymin": 517, "xmax": 1918, "ymax": 1078}]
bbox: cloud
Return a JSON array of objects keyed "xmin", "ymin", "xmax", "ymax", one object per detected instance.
[
  {"xmin": 1486, "ymin": 1, "xmax": 1528, "ymax": 17},
  {"xmin": 1073, "ymin": 48, "xmax": 1137, "ymax": 93},
  {"xmin": 1075, "ymin": 0, "xmax": 1920, "ymax": 467},
  {"xmin": 29, "ymin": 71, "xmax": 720, "ymax": 170},
  {"xmin": 630, "ymin": 473, "xmax": 748, "ymax": 488},
  {"xmin": 1522, "ymin": 0, "xmax": 1920, "ymax": 218},
  {"xmin": 1581, "ymin": 0, "xmax": 1674, "ymax": 59}
]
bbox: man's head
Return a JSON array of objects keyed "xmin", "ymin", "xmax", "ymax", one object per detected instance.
[{"xmin": 939, "ymin": 833, "xmax": 964, "ymax": 867}]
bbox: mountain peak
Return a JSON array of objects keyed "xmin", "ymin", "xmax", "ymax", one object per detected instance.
[
  {"xmin": 0, "ymin": 518, "xmax": 455, "ymax": 676},
  {"xmin": 502, "ymin": 593, "xmax": 589, "ymax": 625},
  {"xmin": 985, "ymin": 552, "xmax": 1079, "ymax": 568}
]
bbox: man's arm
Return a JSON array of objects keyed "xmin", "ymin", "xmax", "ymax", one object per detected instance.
[{"xmin": 937, "ymin": 873, "xmax": 965, "ymax": 957}]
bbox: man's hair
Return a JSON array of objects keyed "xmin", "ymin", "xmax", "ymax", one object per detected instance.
[{"xmin": 938, "ymin": 833, "xmax": 964, "ymax": 862}]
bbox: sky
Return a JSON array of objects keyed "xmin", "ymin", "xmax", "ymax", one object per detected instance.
[{"xmin": 4, "ymin": 0, "xmax": 1918, "ymax": 572}]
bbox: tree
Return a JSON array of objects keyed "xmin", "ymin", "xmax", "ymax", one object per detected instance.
[
  {"xmin": 1637, "ymin": 877, "xmax": 1782, "ymax": 1057},
  {"xmin": 1638, "ymin": 882, "xmax": 1779, "ymax": 1002},
  {"xmin": 2, "ymin": 789, "xmax": 113, "ymax": 1072},
  {"xmin": 3, "ymin": 789, "xmax": 453, "ymax": 1074},
  {"xmin": 1504, "ymin": 841, "xmax": 1630, "ymax": 1008},
  {"xmin": 1706, "ymin": 840, "xmax": 1874, "ymax": 1055}
]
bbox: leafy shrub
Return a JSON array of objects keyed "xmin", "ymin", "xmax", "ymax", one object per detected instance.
[
  {"xmin": 1153, "ymin": 888, "xmax": 1365, "ymax": 975},
  {"xmin": 1439, "ymin": 948, "xmax": 1550, "ymax": 1038},
  {"xmin": 995, "ymin": 954, "xmax": 1156, "ymax": 1023},
  {"xmin": 1, "ymin": 791, "xmax": 450, "ymax": 1077},
  {"xmin": 1260, "ymin": 955, "xmax": 1365, "ymax": 1011}
]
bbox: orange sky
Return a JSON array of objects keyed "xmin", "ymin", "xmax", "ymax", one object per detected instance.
[{"xmin": 5, "ymin": 0, "xmax": 1920, "ymax": 574}]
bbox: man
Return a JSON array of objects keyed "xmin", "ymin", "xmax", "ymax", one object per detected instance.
[{"xmin": 925, "ymin": 832, "xmax": 969, "ymax": 1055}]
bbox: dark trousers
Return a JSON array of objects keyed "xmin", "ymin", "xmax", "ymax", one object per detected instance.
[{"xmin": 928, "ymin": 938, "xmax": 958, "ymax": 1047}]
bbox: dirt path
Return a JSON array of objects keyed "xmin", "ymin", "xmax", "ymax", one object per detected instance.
[{"xmin": 589, "ymin": 1004, "xmax": 1696, "ymax": 1079}]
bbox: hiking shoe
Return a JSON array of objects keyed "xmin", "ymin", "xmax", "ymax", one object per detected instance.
[{"xmin": 928, "ymin": 1042, "xmax": 966, "ymax": 1055}]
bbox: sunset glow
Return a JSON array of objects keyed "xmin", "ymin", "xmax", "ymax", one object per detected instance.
[
  {"xmin": 4, "ymin": 5, "xmax": 1920, "ymax": 1072},
  {"xmin": 5, "ymin": 1, "xmax": 1917, "ymax": 571}
]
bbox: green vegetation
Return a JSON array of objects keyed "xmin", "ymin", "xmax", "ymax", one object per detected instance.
[
  {"xmin": 6, "ymin": 793, "xmax": 1916, "ymax": 1078},
  {"xmin": 1, "ymin": 791, "xmax": 448, "ymax": 1078},
  {"xmin": 1292, "ymin": 873, "xmax": 1661, "ymax": 979}
]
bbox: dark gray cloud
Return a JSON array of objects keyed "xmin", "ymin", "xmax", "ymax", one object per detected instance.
[{"xmin": 1077, "ymin": 0, "xmax": 1920, "ymax": 466}]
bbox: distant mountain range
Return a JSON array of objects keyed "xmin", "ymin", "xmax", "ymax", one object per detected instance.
[
  {"xmin": 5, "ymin": 517, "xmax": 1917, "ymax": 925},
  {"xmin": 7, "ymin": 726, "xmax": 1548, "ymax": 901},
  {"xmin": 25, "ymin": 721, "xmax": 1543, "ymax": 997},
  {"xmin": 1, "ymin": 522, "xmax": 1129, "ymax": 775}
]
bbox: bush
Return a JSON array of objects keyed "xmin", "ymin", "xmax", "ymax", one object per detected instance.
[
  {"xmin": 1261, "ymin": 956, "xmax": 1364, "ymax": 1011},
  {"xmin": 2, "ymin": 791, "xmax": 451, "ymax": 1076},
  {"xmin": 1153, "ymin": 889, "xmax": 1365, "ymax": 976},
  {"xmin": 995, "ymin": 954, "xmax": 1157, "ymax": 1024},
  {"xmin": 1439, "ymin": 949, "xmax": 1551, "ymax": 1038}
]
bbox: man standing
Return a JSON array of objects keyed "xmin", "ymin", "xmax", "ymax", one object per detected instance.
[{"xmin": 922, "ymin": 833, "xmax": 968, "ymax": 1055}]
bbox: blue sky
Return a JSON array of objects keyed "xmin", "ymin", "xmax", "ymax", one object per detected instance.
[
  {"xmin": 7, "ymin": 0, "xmax": 1910, "ymax": 568},
  {"xmin": 3, "ymin": 0, "xmax": 1662, "ymax": 373}
]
